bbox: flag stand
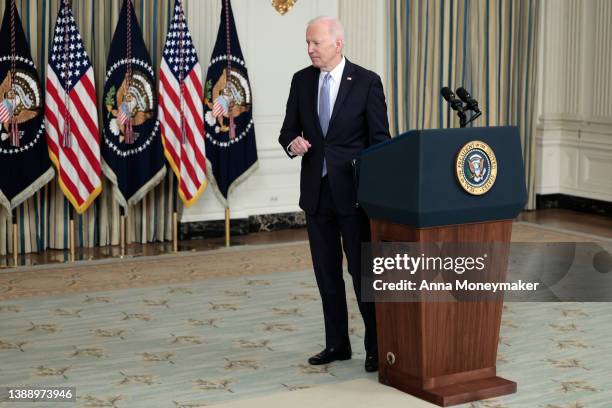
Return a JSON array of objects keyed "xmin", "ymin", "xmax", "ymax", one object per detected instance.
[
  {"xmin": 69, "ymin": 208, "xmax": 75, "ymax": 262},
  {"xmin": 225, "ymin": 207, "xmax": 230, "ymax": 247},
  {"xmin": 12, "ymin": 209, "xmax": 18, "ymax": 267}
]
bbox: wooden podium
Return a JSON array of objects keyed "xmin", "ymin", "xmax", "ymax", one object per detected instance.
[{"xmin": 357, "ymin": 127, "xmax": 527, "ymax": 406}]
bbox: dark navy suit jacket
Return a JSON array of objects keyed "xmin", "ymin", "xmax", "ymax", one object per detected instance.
[{"xmin": 278, "ymin": 58, "xmax": 390, "ymax": 215}]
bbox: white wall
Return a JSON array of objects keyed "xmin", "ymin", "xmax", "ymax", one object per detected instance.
[
  {"xmin": 536, "ymin": 0, "xmax": 612, "ymax": 202},
  {"xmin": 182, "ymin": 0, "xmax": 387, "ymax": 222}
]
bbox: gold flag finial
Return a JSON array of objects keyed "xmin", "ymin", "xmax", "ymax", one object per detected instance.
[{"xmin": 272, "ymin": 0, "xmax": 297, "ymax": 16}]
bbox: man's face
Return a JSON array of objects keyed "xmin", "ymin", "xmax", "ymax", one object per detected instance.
[{"xmin": 306, "ymin": 21, "xmax": 341, "ymax": 70}]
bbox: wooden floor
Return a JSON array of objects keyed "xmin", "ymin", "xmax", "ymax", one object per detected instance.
[
  {"xmin": 517, "ymin": 209, "xmax": 612, "ymax": 239},
  {"xmin": 1, "ymin": 209, "xmax": 610, "ymax": 268}
]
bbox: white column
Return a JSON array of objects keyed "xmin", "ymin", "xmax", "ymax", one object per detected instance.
[
  {"xmin": 539, "ymin": 0, "xmax": 583, "ymax": 121},
  {"xmin": 588, "ymin": 0, "xmax": 612, "ymax": 122}
]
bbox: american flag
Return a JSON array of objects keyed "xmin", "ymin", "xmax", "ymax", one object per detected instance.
[
  {"xmin": 0, "ymin": 99, "xmax": 12, "ymax": 123},
  {"xmin": 212, "ymin": 94, "xmax": 229, "ymax": 118},
  {"xmin": 159, "ymin": 0, "xmax": 207, "ymax": 207},
  {"xmin": 117, "ymin": 104, "xmax": 130, "ymax": 125},
  {"xmin": 44, "ymin": 1, "xmax": 101, "ymax": 214}
]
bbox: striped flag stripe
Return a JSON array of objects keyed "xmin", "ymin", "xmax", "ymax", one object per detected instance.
[
  {"xmin": 45, "ymin": 109, "xmax": 84, "ymax": 204},
  {"xmin": 160, "ymin": 69, "xmax": 206, "ymax": 173},
  {"xmin": 159, "ymin": 81, "xmax": 184, "ymax": 146},
  {"xmin": 71, "ymin": 74, "xmax": 101, "ymax": 150},
  {"xmin": 183, "ymin": 69, "xmax": 205, "ymax": 130},
  {"xmin": 70, "ymin": 70, "xmax": 99, "ymax": 137},
  {"xmin": 182, "ymin": 74, "xmax": 207, "ymax": 161},
  {"xmin": 45, "ymin": 109, "xmax": 90, "ymax": 203},
  {"xmin": 178, "ymin": 175, "xmax": 193, "ymax": 200},
  {"xmin": 159, "ymin": 87, "xmax": 199, "ymax": 198},
  {"xmin": 45, "ymin": 103, "xmax": 97, "ymax": 197},
  {"xmin": 162, "ymin": 65, "xmax": 204, "ymax": 132},
  {"xmin": 178, "ymin": 131, "xmax": 201, "ymax": 190},
  {"xmin": 176, "ymin": 89, "xmax": 206, "ymax": 175},
  {"xmin": 179, "ymin": 160, "xmax": 198, "ymax": 197},
  {"xmin": 159, "ymin": 103, "xmax": 200, "ymax": 196},
  {"xmin": 159, "ymin": 76, "xmax": 205, "ymax": 182},
  {"xmin": 160, "ymin": 100, "xmax": 203, "ymax": 193},
  {"xmin": 45, "ymin": 88, "xmax": 100, "ymax": 194},
  {"xmin": 46, "ymin": 72, "xmax": 101, "ymax": 182},
  {"xmin": 46, "ymin": 79, "xmax": 101, "ymax": 186}
]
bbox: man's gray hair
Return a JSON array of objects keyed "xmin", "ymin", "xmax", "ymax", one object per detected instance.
[{"xmin": 307, "ymin": 16, "xmax": 345, "ymax": 42}]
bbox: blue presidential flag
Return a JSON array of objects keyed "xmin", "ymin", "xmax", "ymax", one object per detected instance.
[
  {"xmin": 102, "ymin": 0, "xmax": 166, "ymax": 209},
  {"xmin": 0, "ymin": 0, "xmax": 53, "ymax": 216},
  {"xmin": 204, "ymin": 0, "xmax": 257, "ymax": 206}
]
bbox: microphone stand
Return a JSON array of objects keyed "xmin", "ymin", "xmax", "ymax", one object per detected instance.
[
  {"xmin": 458, "ymin": 110, "xmax": 468, "ymax": 128},
  {"xmin": 461, "ymin": 110, "xmax": 481, "ymax": 128}
]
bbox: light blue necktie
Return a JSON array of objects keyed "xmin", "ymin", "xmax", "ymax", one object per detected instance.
[{"xmin": 319, "ymin": 73, "xmax": 331, "ymax": 177}]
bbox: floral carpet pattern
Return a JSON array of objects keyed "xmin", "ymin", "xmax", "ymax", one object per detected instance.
[{"xmin": 0, "ymin": 223, "xmax": 610, "ymax": 408}]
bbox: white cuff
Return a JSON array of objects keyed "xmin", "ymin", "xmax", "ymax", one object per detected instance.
[{"xmin": 287, "ymin": 140, "xmax": 297, "ymax": 157}]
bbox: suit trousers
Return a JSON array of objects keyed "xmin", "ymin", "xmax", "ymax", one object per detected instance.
[{"xmin": 305, "ymin": 176, "xmax": 378, "ymax": 354}]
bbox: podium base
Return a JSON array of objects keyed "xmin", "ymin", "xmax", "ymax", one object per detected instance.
[{"xmin": 382, "ymin": 375, "xmax": 516, "ymax": 407}]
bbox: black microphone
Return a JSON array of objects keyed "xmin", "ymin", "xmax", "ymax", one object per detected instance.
[
  {"xmin": 456, "ymin": 87, "xmax": 481, "ymax": 114},
  {"xmin": 440, "ymin": 87, "xmax": 464, "ymax": 112}
]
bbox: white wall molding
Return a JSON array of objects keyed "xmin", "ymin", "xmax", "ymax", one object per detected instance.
[{"xmin": 536, "ymin": 0, "xmax": 612, "ymax": 203}]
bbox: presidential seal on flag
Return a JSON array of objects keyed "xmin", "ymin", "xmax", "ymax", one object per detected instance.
[
  {"xmin": 0, "ymin": 0, "xmax": 53, "ymax": 216},
  {"xmin": 101, "ymin": 0, "xmax": 166, "ymax": 209},
  {"xmin": 0, "ymin": 70, "xmax": 41, "ymax": 142},
  {"xmin": 105, "ymin": 72, "xmax": 155, "ymax": 143},
  {"xmin": 203, "ymin": 0, "xmax": 257, "ymax": 205}
]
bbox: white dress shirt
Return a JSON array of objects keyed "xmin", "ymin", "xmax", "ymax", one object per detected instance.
[{"xmin": 317, "ymin": 56, "xmax": 345, "ymax": 116}]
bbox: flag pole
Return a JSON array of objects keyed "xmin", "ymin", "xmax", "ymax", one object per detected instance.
[
  {"xmin": 225, "ymin": 207, "xmax": 230, "ymax": 247},
  {"xmin": 173, "ymin": 176, "xmax": 178, "ymax": 252},
  {"xmin": 142, "ymin": 197, "xmax": 147, "ymax": 246},
  {"xmin": 11, "ymin": 209, "xmax": 18, "ymax": 267},
  {"xmin": 69, "ymin": 207, "xmax": 75, "ymax": 262},
  {"xmin": 173, "ymin": 212, "xmax": 178, "ymax": 252},
  {"xmin": 120, "ymin": 207, "xmax": 126, "ymax": 257},
  {"xmin": 223, "ymin": 0, "xmax": 233, "ymax": 249}
]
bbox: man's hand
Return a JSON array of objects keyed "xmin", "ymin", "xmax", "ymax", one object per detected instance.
[{"xmin": 289, "ymin": 136, "xmax": 312, "ymax": 156}]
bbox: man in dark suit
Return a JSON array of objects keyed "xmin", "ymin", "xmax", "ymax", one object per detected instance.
[{"xmin": 278, "ymin": 16, "xmax": 390, "ymax": 372}]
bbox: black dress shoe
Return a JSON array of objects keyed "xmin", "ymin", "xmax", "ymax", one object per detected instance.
[
  {"xmin": 365, "ymin": 353, "xmax": 378, "ymax": 372},
  {"xmin": 308, "ymin": 346, "xmax": 352, "ymax": 365}
]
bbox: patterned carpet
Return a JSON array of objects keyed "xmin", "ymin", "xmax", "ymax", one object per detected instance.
[
  {"xmin": 0, "ymin": 222, "xmax": 610, "ymax": 408},
  {"xmin": 0, "ymin": 222, "xmax": 595, "ymax": 301}
]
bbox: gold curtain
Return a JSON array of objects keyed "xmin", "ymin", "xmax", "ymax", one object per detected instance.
[
  {"xmin": 0, "ymin": 0, "xmax": 179, "ymax": 256},
  {"xmin": 388, "ymin": 0, "xmax": 540, "ymax": 209}
]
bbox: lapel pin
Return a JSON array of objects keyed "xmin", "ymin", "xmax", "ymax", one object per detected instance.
[{"xmin": 347, "ymin": 77, "xmax": 352, "ymax": 81}]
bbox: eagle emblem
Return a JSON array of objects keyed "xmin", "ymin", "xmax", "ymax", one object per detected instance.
[
  {"xmin": 0, "ymin": 70, "xmax": 41, "ymax": 142},
  {"xmin": 204, "ymin": 67, "xmax": 252, "ymax": 137},
  {"xmin": 455, "ymin": 140, "xmax": 497, "ymax": 195},
  {"xmin": 467, "ymin": 153, "xmax": 487, "ymax": 183},
  {"xmin": 105, "ymin": 70, "xmax": 154, "ymax": 143}
]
